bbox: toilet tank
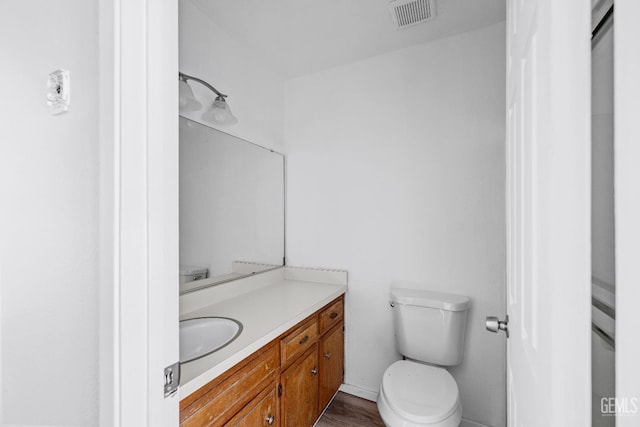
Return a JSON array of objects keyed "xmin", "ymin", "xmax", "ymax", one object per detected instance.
[
  {"xmin": 390, "ymin": 288, "xmax": 471, "ymax": 366},
  {"xmin": 179, "ymin": 265, "xmax": 209, "ymax": 284}
]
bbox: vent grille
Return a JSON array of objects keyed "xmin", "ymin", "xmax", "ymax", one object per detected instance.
[{"xmin": 389, "ymin": 0, "xmax": 436, "ymax": 30}]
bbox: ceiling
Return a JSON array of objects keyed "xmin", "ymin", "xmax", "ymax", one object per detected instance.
[{"xmin": 189, "ymin": 0, "xmax": 506, "ymax": 78}]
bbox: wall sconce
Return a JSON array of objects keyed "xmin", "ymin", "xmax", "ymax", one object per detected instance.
[{"xmin": 179, "ymin": 72, "xmax": 238, "ymax": 125}]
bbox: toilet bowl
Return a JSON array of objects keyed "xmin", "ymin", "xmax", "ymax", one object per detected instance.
[{"xmin": 377, "ymin": 360, "xmax": 462, "ymax": 427}]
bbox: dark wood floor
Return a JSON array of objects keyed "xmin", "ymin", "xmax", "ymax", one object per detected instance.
[{"xmin": 315, "ymin": 392, "xmax": 385, "ymax": 427}]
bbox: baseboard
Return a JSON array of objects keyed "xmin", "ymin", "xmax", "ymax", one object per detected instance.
[{"xmin": 338, "ymin": 383, "xmax": 379, "ymax": 402}]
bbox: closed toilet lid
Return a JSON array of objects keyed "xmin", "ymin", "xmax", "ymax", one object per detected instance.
[{"xmin": 382, "ymin": 360, "xmax": 460, "ymax": 424}]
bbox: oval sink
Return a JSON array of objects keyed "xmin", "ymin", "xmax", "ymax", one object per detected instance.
[{"xmin": 180, "ymin": 317, "xmax": 243, "ymax": 363}]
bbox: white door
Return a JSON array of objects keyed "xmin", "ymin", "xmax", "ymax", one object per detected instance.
[
  {"xmin": 503, "ymin": 1, "xmax": 591, "ymax": 425},
  {"xmin": 99, "ymin": 0, "xmax": 180, "ymax": 425}
]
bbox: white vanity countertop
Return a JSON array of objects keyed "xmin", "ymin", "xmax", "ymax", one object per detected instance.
[{"xmin": 179, "ymin": 271, "xmax": 347, "ymax": 399}]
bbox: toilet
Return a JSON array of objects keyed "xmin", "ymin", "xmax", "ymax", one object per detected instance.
[
  {"xmin": 377, "ymin": 288, "xmax": 471, "ymax": 427},
  {"xmin": 179, "ymin": 265, "xmax": 209, "ymax": 284}
]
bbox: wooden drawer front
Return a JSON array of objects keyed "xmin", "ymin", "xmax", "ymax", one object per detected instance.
[
  {"xmin": 319, "ymin": 298, "xmax": 343, "ymax": 335},
  {"xmin": 181, "ymin": 344, "xmax": 279, "ymax": 427},
  {"xmin": 280, "ymin": 318, "xmax": 318, "ymax": 367},
  {"xmin": 225, "ymin": 383, "xmax": 278, "ymax": 427}
]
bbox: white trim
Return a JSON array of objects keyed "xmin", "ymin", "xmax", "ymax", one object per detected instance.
[
  {"xmin": 615, "ymin": 2, "xmax": 640, "ymax": 426},
  {"xmin": 146, "ymin": 0, "xmax": 180, "ymax": 425},
  {"xmin": 98, "ymin": 0, "xmax": 119, "ymax": 425},
  {"xmin": 339, "ymin": 383, "xmax": 379, "ymax": 402},
  {"xmin": 117, "ymin": 0, "xmax": 151, "ymax": 424},
  {"xmin": 98, "ymin": 0, "xmax": 179, "ymax": 425}
]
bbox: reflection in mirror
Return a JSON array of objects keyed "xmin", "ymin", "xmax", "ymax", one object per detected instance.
[{"xmin": 179, "ymin": 117, "xmax": 285, "ymax": 294}]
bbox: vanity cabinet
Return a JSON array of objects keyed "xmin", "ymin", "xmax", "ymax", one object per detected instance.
[{"xmin": 180, "ymin": 295, "xmax": 344, "ymax": 427}]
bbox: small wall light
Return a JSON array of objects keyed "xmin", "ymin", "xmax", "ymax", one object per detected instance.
[{"xmin": 178, "ymin": 72, "xmax": 238, "ymax": 125}]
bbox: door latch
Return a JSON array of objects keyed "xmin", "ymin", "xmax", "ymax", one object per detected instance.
[
  {"xmin": 485, "ymin": 315, "xmax": 509, "ymax": 338},
  {"xmin": 164, "ymin": 361, "xmax": 180, "ymax": 397}
]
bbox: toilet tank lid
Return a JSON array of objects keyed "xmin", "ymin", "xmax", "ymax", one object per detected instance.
[
  {"xmin": 390, "ymin": 288, "xmax": 471, "ymax": 311},
  {"xmin": 179, "ymin": 265, "xmax": 208, "ymax": 276}
]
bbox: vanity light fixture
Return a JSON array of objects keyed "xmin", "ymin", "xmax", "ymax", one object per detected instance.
[{"xmin": 179, "ymin": 72, "xmax": 238, "ymax": 125}]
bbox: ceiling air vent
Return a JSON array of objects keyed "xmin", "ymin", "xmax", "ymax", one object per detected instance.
[{"xmin": 388, "ymin": 0, "xmax": 437, "ymax": 30}]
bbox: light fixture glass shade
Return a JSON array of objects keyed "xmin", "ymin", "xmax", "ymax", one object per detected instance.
[
  {"xmin": 201, "ymin": 97, "xmax": 238, "ymax": 125},
  {"xmin": 179, "ymin": 80, "xmax": 202, "ymax": 112}
]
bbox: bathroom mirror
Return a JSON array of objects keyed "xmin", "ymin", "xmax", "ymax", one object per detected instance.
[{"xmin": 179, "ymin": 117, "xmax": 285, "ymax": 294}]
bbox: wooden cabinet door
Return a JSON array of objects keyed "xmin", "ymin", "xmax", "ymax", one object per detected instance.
[
  {"xmin": 280, "ymin": 344, "xmax": 319, "ymax": 427},
  {"xmin": 319, "ymin": 322, "xmax": 344, "ymax": 411},
  {"xmin": 225, "ymin": 383, "xmax": 278, "ymax": 427}
]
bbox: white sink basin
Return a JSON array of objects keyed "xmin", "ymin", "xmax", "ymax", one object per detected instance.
[{"xmin": 180, "ymin": 317, "xmax": 243, "ymax": 363}]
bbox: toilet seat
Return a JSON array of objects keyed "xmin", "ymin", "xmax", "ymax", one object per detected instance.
[{"xmin": 379, "ymin": 360, "xmax": 461, "ymax": 426}]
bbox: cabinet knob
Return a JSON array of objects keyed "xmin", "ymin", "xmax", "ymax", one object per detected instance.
[
  {"xmin": 265, "ymin": 415, "xmax": 275, "ymax": 425},
  {"xmin": 311, "ymin": 368, "xmax": 318, "ymax": 375},
  {"xmin": 330, "ymin": 312, "xmax": 338, "ymax": 319},
  {"xmin": 299, "ymin": 335, "xmax": 309, "ymax": 345},
  {"xmin": 324, "ymin": 352, "xmax": 332, "ymax": 359}
]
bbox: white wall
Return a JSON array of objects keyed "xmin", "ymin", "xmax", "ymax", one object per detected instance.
[
  {"xmin": 0, "ymin": 1, "xmax": 99, "ymax": 425},
  {"xmin": 285, "ymin": 23, "xmax": 506, "ymax": 427},
  {"xmin": 179, "ymin": 0, "xmax": 286, "ymax": 152}
]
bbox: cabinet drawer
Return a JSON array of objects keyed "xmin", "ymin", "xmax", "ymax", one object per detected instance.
[
  {"xmin": 225, "ymin": 383, "xmax": 278, "ymax": 427},
  {"xmin": 280, "ymin": 318, "xmax": 318, "ymax": 367},
  {"xmin": 180, "ymin": 343, "xmax": 280, "ymax": 427},
  {"xmin": 319, "ymin": 298, "xmax": 343, "ymax": 335}
]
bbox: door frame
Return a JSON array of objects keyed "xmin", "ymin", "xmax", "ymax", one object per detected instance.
[
  {"xmin": 98, "ymin": 0, "xmax": 180, "ymax": 425},
  {"xmin": 614, "ymin": 2, "xmax": 640, "ymax": 425}
]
